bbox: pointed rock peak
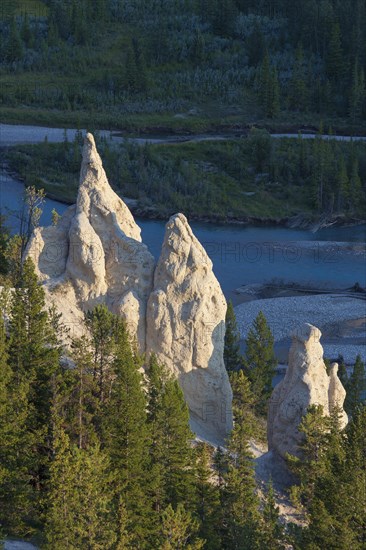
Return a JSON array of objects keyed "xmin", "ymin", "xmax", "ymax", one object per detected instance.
[
  {"xmin": 82, "ymin": 132, "xmax": 102, "ymax": 170},
  {"xmin": 166, "ymin": 213, "xmax": 192, "ymax": 237},
  {"xmin": 161, "ymin": 212, "xmax": 212, "ymax": 272},
  {"xmin": 268, "ymin": 323, "xmax": 348, "ymax": 459},
  {"xmin": 292, "ymin": 323, "xmax": 321, "ymax": 344},
  {"xmin": 76, "ymin": 132, "xmax": 142, "ymax": 242},
  {"xmin": 79, "ymin": 132, "xmax": 104, "ymax": 189}
]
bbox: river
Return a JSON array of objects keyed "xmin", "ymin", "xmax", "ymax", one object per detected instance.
[{"xmin": 0, "ymin": 124, "xmax": 365, "ymax": 302}]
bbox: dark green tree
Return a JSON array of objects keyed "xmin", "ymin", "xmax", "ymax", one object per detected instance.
[
  {"xmin": 326, "ymin": 21, "xmax": 345, "ymax": 81},
  {"xmin": 289, "ymin": 43, "xmax": 308, "ymax": 111},
  {"xmin": 6, "ymin": 18, "xmax": 23, "ymax": 62},
  {"xmin": 345, "ymin": 355, "xmax": 365, "ymax": 417},
  {"xmin": 259, "ymin": 53, "xmax": 280, "ymax": 118},
  {"xmin": 244, "ymin": 311, "xmax": 277, "ymax": 415},
  {"xmin": 224, "ymin": 301, "xmax": 243, "ymax": 372},
  {"xmin": 194, "ymin": 442, "xmax": 221, "ymax": 549},
  {"xmin": 230, "ymin": 369, "xmax": 259, "ymax": 440},
  {"xmin": 9, "ymin": 258, "xmax": 60, "ymax": 430},
  {"xmin": 261, "ymin": 479, "xmax": 286, "ymax": 549},
  {"xmin": 246, "ymin": 21, "xmax": 266, "ymax": 67},
  {"xmin": 101, "ymin": 319, "xmax": 151, "ymax": 546},
  {"xmin": 69, "ymin": 336, "xmax": 99, "ymax": 449},
  {"xmin": 147, "ymin": 355, "xmax": 195, "ymax": 513},
  {"xmin": 344, "ymin": 403, "xmax": 366, "ymax": 548},
  {"xmin": 21, "ymin": 14, "xmax": 32, "ymax": 48},
  {"xmin": 44, "ymin": 425, "xmax": 117, "ymax": 549},
  {"xmin": 221, "ymin": 395, "xmax": 262, "ymax": 549},
  {"xmin": 160, "ymin": 503, "xmax": 204, "ymax": 550},
  {"xmin": 287, "ymin": 405, "xmax": 332, "ymax": 510},
  {"xmin": 349, "ymin": 59, "xmax": 365, "ymax": 121},
  {"xmin": 0, "ymin": 292, "xmax": 35, "ymax": 536},
  {"xmin": 85, "ymin": 304, "xmax": 116, "ymax": 403},
  {"xmin": 0, "ymin": 216, "xmax": 9, "ymax": 279},
  {"xmin": 335, "ymin": 354, "xmax": 348, "ymax": 387},
  {"xmin": 336, "ymin": 155, "xmax": 349, "ymax": 211}
]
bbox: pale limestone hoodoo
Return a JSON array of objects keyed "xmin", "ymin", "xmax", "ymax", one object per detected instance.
[
  {"xmin": 146, "ymin": 213, "xmax": 233, "ymax": 442},
  {"xmin": 25, "ymin": 133, "xmax": 233, "ymax": 442},
  {"xmin": 267, "ymin": 323, "xmax": 348, "ymax": 459}
]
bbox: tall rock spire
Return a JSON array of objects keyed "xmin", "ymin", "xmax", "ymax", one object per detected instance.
[
  {"xmin": 146, "ymin": 214, "xmax": 233, "ymax": 443},
  {"xmin": 268, "ymin": 323, "xmax": 348, "ymax": 459},
  {"xmin": 26, "ymin": 135, "xmax": 233, "ymax": 441}
]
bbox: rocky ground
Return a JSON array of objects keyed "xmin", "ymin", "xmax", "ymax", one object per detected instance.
[{"xmin": 235, "ymin": 293, "xmax": 366, "ymax": 364}]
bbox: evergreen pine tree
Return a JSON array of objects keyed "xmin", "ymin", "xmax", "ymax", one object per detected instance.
[
  {"xmin": 6, "ymin": 259, "xmax": 61, "ymax": 525},
  {"xmin": 160, "ymin": 504, "xmax": 204, "ymax": 550},
  {"xmin": 6, "ymin": 18, "xmax": 23, "ymax": 62},
  {"xmin": 194, "ymin": 442, "xmax": 221, "ymax": 549},
  {"xmin": 0, "ymin": 294, "xmax": 35, "ymax": 535},
  {"xmin": 336, "ymin": 155, "xmax": 349, "ymax": 211},
  {"xmin": 85, "ymin": 304, "xmax": 116, "ymax": 403},
  {"xmin": 349, "ymin": 59, "xmax": 365, "ymax": 120},
  {"xmin": 125, "ymin": 44, "xmax": 139, "ymax": 92},
  {"xmin": 221, "ymin": 404, "xmax": 262, "ymax": 549},
  {"xmin": 287, "ymin": 405, "xmax": 331, "ymax": 509},
  {"xmin": 9, "ymin": 258, "xmax": 60, "ymax": 430},
  {"xmin": 213, "ymin": 446, "xmax": 225, "ymax": 490},
  {"xmin": 344, "ymin": 403, "xmax": 366, "ymax": 548},
  {"xmin": 132, "ymin": 37, "xmax": 148, "ymax": 92},
  {"xmin": 147, "ymin": 355, "xmax": 195, "ymax": 512},
  {"xmin": 44, "ymin": 425, "xmax": 117, "ymax": 549},
  {"xmin": 0, "ymin": 215, "xmax": 9, "ymax": 279},
  {"xmin": 261, "ymin": 479, "xmax": 286, "ymax": 549},
  {"xmin": 269, "ymin": 68, "xmax": 281, "ymax": 118},
  {"xmin": 244, "ymin": 311, "xmax": 277, "ymax": 415},
  {"xmin": 289, "ymin": 43, "xmax": 308, "ymax": 111},
  {"xmin": 69, "ymin": 336, "xmax": 99, "ymax": 449},
  {"xmin": 101, "ymin": 319, "xmax": 151, "ymax": 546},
  {"xmin": 20, "ymin": 14, "xmax": 32, "ymax": 48},
  {"xmin": 246, "ymin": 21, "xmax": 265, "ymax": 67},
  {"xmin": 326, "ymin": 21, "xmax": 345, "ymax": 81},
  {"xmin": 292, "ymin": 407, "xmax": 360, "ymax": 549},
  {"xmin": 224, "ymin": 301, "xmax": 243, "ymax": 372},
  {"xmin": 345, "ymin": 355, "xmax": 365, "ymax": 417},
  {"xmin": 230, "ymin": 369, "xmax": 259, "ymax": 440},
  {"xmin": 336, "ymin": 354, "xmax": 348, "ymax": 387},
  {"xmin": 349, "ymin": 158, "xmax": 363, "ymax": 211}
]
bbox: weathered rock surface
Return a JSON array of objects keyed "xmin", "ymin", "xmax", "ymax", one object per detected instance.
[
  {"xmin": 268, "ymin": 323, "xmax": 348, "ymax": 459},
  {"xmin": 146, "ymin": 213, "xmax": 233, "ymax": 442},
  {"xmin": 26, "ymin": 133, "xmax": 155, "ymax": 347},
  {"xmin": 26, "ymin": 134, "xmax": 232, "ymax": 441}
]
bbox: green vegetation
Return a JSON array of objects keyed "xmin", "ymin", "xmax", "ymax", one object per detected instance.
[
  {"xmin": 4, "ymin": 130, "xmax": 366, "ymax": 222},
  {"xmin": 0, "ymin": 0, "xmax": 365, "ymax": 133},
  {"xmin": 1, "ymin": 251, "xmax": 366, "ymax": 546},
  {"xmin": 244, "ymin": 311, "xmax": 277, "ymax": 416},
  {"xmin": 344, "ymin": 354, "xmax": 366, "ymax": 417},
  {"xmin": 0, "ymin": 259, "xmax": 280, "ymax": 548},
  {"xmin": 224, "ymin": 301, "xmax": 243, "ymax": 372},
  {"xmin": 287, "ymin": 404, "xmax": 366, "ymax": 549}
]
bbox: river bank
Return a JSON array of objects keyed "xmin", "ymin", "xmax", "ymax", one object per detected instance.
[
  {"xmin": 2, "ymin": 122, "xmax": 365, "ymax": 231},
  {"xmin": 2, "ymin": 109, "xmax": 366, "ymax": 138},
  {"xmin": 2, "ymin": 161, "xmax": 365, "ymax": 232}
]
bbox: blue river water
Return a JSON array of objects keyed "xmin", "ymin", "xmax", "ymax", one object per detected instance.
[{"xmin": 1, "ymin": 170, "xmax": 365, "ymax": 301}]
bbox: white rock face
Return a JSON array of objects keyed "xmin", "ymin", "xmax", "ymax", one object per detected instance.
[
  {"xmin": 268, "ymin": 323, "xmax": 348, "ymax": 459},
  {"xmin": 26, "ymin": 134, "xmax": 232, "ymax": 441},
  {"xmin": 26, "ymin": 133, "xmax": 155, "ymax": 348},
  {"xmin": 146, "ymin": 213, "xmax": 233, "ymax": 442}
]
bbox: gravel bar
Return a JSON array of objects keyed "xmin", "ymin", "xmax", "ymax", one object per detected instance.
[{"xmin": 235, "ymin": 294, "xmax": 366, "ymax": 363}]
